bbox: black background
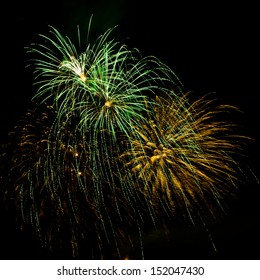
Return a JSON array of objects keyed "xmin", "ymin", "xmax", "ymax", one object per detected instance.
[{"xmin": 1, "ymin": 0, "xmax": 259, "ymax": 259}]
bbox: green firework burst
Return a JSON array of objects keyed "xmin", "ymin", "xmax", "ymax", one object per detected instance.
[
  {"xmin": 26, "ymin": 23, "xmax": 183, "ymax": 205},
  {"xmin": 27, "ymin": 23, "xmax": 182, "ymax": 138}
]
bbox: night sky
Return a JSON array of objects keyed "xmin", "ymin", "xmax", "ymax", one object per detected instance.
[{"xmin": 1, "ymin": 0, "xmax": 259, "ymax": 259}]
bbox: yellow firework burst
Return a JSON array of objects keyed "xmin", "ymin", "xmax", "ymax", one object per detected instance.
[{"xmin": 120, "ymin": 93, "xmax": 250, "ymax": 220}]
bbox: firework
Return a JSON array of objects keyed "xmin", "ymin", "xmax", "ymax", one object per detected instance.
[
  {"xmin": 26, "ymin": 23, "xmax": 183, "ymax": 207},
  {"xmin": 120, "ymin": 93, "xmax": 250, "ymax": 222},
  {"xmin": 0, "ymin": 20, "xmax": 253, "ymax": 259},
  {"xmin": 1, "ymin": 102, "xmax": 145, "ymax": 258},
  {"xmin": 27, "ymin": 23, "xmax": 182, "ymax": 138}
]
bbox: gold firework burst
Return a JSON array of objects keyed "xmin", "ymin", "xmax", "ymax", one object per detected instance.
[
  {"xmin": 1, "ymin": 102, "xmax": 139, "ymax": 258},
  {"xmin": 120, "ymin": 93, "xmax": 249, "ymax": 220}
]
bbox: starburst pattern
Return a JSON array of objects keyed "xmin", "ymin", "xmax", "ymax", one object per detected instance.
[
  {"xmin": 27, "ymin": 24, "xmax": 182, "ymax": 138},
  {"xmin": 120, "ymin": 93, "xmax": 249, "ymax": 221}
]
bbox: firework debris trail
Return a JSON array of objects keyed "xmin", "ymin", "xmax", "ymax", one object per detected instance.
[{"xmin": 0, "ymin": 21, "xmax": 254, "ymax": 259}]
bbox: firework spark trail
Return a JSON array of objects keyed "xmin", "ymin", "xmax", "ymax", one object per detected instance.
[{"xmin": 1, "ymin": 103, "xmax": 142, "ymax": 258}]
